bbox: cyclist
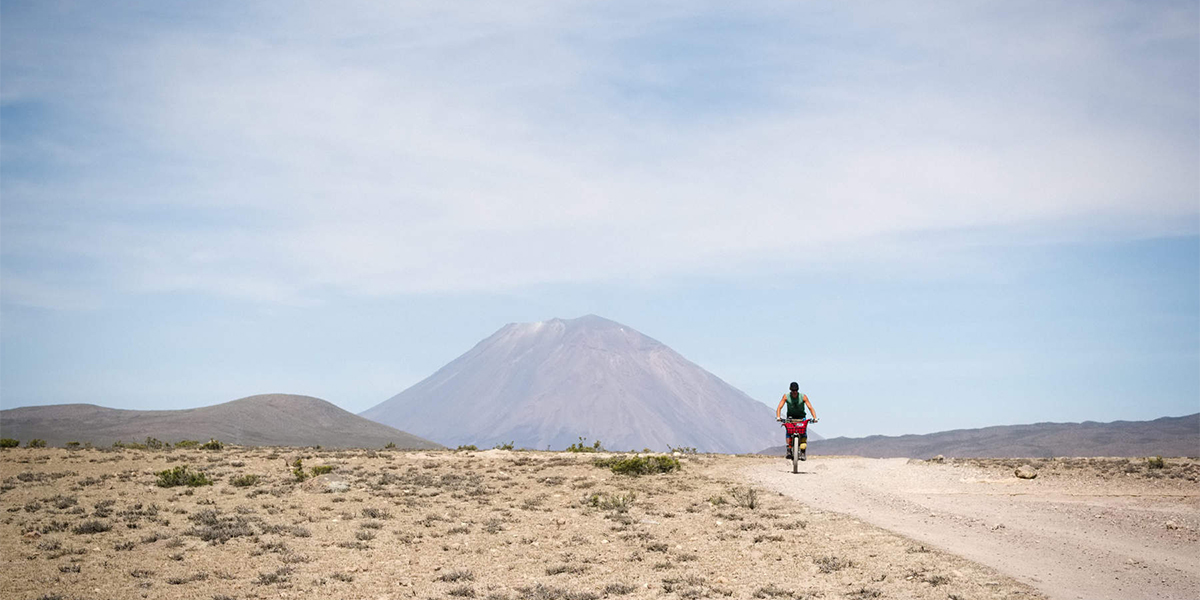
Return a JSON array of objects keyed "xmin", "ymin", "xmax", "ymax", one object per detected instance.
[{"xmin": 775, "ymin": 382, "xmax": 817, "ymax": 459}]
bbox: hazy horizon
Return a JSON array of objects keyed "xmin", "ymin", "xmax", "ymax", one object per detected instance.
[{"xmin": 3, "ymin": 2, "xmax": 1197, "ymax": 438}]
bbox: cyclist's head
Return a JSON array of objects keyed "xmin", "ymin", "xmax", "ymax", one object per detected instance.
[{"xmin": 789, "ymin": 382, "xmax": 799, "ymax": 392}]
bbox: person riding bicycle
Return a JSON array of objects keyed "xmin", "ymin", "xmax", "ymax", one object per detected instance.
[{"xmin": 775, "ymin": 382, "xmax": 817, "ymax": 460}]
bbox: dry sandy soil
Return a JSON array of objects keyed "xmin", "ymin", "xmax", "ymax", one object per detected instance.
[
  {"xmin": 746, "ymin": 456, "xmax": 1200, "ymax": 600},
  {"xmin": 0, "ymin": 446, "xmax": 1042, "ymax": 600}
]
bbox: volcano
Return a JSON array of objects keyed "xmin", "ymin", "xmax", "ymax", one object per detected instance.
[{"xmin": 360, "ymin": 315, "xmax": 778, "ymax": 453}]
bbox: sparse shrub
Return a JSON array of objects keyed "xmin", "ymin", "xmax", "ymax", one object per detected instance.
[
  {"xmin": 731, "ymin": 487, "xmax": 760, "ymax": 509},
  {"xmin": 456, "ymin": 444, "xmax": 479, "ymax": 452},
  {"xmin": 566, "ymin": 437, "xmax": 603, "ymax": 452},
  {"xmin": 144, "ymin": 437, "xmax": 167, "ymax": 449},
  {"xmin": 582, "ymin": 492, "xmax": 636, "ymax": 512},
  {"xmin": 814, "ymin": 555, "xmax": 853, "ymax": 573},
  {"xmin": 72, "ymin": 519, "xmax": 112, "ymax": 534},
  {"xmin": 1148, "ymin": 456, "xmax": 1165, "ymax": 469},
  {"xmin": 494, "ymin": 441, "xmax": 515, "ymax": 450},
  {"xmin": 753, "ymin": 584, "xmax": 794, "ymax": 598},
  {"xmin": 311, "ymin": 465, "xmax": 334, "ymax": 476},
  {"xmin": 362, "ymin": 507, "xmax": 391, "ymax": 519},
  {"xmin": 174, "ymin": 440, "xmax": 200, "ymax": 448},
  {"xmin": 156, "ymin": 465, "xmax": 213, "ymax": 487},
  {"xmin": 330, "ymin": 571, "xmax": 354, "ymax": 582},
  {"xmin": 603, "ymin": 583, "xmax": 636, "ymax": 595},
  {"xmin": 186, "ymin": 509, "xmax": 254, "ymax": 543},
  {"xmin": 384, "ymin": 442, "xmax": 396, "ymax": 449},
  {"xmin": 65, "ymin": 441, "xmax": 81, "ymax": 449},
  {"xmin": 291, "ymin": 458, "xmax": 308, "ymax": 482},
  {"xmin": 113, "ymin": 440, "xmax": 147, "ymax": 449},
  {"xmin": 449, "ymin": 585, "xmax": 477, "ymax": 598},
  {"xmin": 200, "ymin": 438, "xmax": 223, "ymax": 450},
  {"xmin": 0, "ymin": 438, "xmax": 19, "ymax": 448},
  {"xmin": 924, "ymin": 574, "xmax": 950, "ymax": 586},
  {"xmin": 230, "ymin": 474, "xmax": 260, "ymax": 487},
  {"xmin": 27, "ymin": 438, "xmax": 47, "ymax": 448},
  {"xmin": 594, "ymin": 455, "xmax": 680, "ymax": 476},
  {"xmin": 546, "ymin": 564, "xmax": 587, "ymax": 575},
  {"xmin": 256, "ymin": 566, "xmax": 293, "ymax": 585},
  {"xmin": 114, "ymin": 540, "xmax": 136, "ymax": 551},
  {"xmin": 668, "ymin": 445, "xmax": 697, "ymax": 454},
  {"xmin": 438, "ymin": 569, "xmax": 474, "ymax": 582}
]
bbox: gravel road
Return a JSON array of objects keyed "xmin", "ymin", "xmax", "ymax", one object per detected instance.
[{"xmin": 745, "ymin": 456, "xmax": 1200, "ymax": 600}]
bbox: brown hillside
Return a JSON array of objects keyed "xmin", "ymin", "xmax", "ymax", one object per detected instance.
[{"xmin": 0, "ymin": 394, "xmax": 440, "ymax": 449}]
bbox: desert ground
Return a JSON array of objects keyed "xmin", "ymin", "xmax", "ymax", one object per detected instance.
[
  {"xmin": 747, "ymin": 456, "xmax": 1200, "ymax": 600},
  {"xmin": 0, "ymin": 446, "xmax": 1049, "ymax": 600}
]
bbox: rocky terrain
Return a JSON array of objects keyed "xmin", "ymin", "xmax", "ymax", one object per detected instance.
[
  {"xmin": 362, "ymin": 315, "xmax": 779, "ymax": 453},
  {"xmin": 0, "ymin": 446, "xmax": 1041, "ymax": 600},
  {"xmin": 0, "ymin": 394, "xmax": 440, "ymax": 450}
]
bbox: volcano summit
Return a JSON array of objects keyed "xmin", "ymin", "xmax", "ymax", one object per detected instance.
[{"xmin": 361, "ymin": 315, "xmax": 777, "ymax": 453}]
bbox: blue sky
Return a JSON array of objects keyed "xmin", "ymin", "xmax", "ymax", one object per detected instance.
[{"xmin": 2, "ymin": 1, "xmax": 1197, "ymax": 438}]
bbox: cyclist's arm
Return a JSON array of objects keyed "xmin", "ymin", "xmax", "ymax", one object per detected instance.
[
  {"xmin": 775, "ymin": 396, "xmax": 787, "ymax": 420},
  {"xmin": 803, "ymin": 394, "xmax": 817, "ymax": 420}
]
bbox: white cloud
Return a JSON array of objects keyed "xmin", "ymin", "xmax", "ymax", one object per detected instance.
[{"xmin": 2, "ymin": 1, "xmax": 1196, "ymax": 307}]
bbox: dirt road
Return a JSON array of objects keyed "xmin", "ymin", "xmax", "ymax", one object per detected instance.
[{"xmin": 745, "ymin": 456, "xmax": 1200, "ymax": 600}]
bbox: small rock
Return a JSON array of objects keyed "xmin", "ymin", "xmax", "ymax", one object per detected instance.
[
  {"xmin": 1165, "ymin": 521, "xmax": 1178, "ymax": 530},
  {"xmin": 716, "ymin": 577, "xmax": 728, "ymax": 584},
  {"xmin": 991, "ymin": 523, "xmax": 1005, "ymax": 531},
  {"xmin": 931, "ymin": 455, "xmax": 945, "ymax": 464},
  {"xmin": 1015, "ymin": 465, "xmax": 1038, "ymax": 479},
  {"xmin": 301, "ymin": 473, "xmax": 351, "ymax": 493}
]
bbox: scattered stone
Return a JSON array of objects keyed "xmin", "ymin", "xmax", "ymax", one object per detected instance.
[
  {"xmin": 301, "ymin": 473, "xmax": 350, "ymax": 493},
  {"xmin": 1164, "ymin": 521, "xmax": 1178, "ymax": 530},
  {"xmin": 931, "ymin": 455, "xmax": 945, "ymax": 464},
  {"xmin": 1015, "ymin": 465, "xmax": 1038, "ymax": 479}
]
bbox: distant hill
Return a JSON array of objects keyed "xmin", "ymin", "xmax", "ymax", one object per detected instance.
[
  {"xmin": 758, "ymin": 414, "xmax": 1199, "ymax": 458},
  {"xmin": 0, "ymin": 394, "xmax": 441, "ymax": 449},
  {"xmin": 361, "ymin": 315, "xmax": 780, "ymax": 453}
]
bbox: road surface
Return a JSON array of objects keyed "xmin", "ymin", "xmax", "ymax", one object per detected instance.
[{"xmin": 745, "ymin": 456, "xmax": 1200, "ymax": 600}]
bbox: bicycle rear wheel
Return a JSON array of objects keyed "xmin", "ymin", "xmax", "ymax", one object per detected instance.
[{"xmin": 791, "ymin": 434, "xmax": 799, "ymax": 473}]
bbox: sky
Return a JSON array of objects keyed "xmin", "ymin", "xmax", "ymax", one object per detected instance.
[{"xmin": 1, "ymin": 1, "xmax": 1197, "ymax": 438}]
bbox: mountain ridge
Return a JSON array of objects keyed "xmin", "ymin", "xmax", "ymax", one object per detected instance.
[
  {"xmin": 0, "ymin": 393, "xmax": 441, "ymax": 449},
  {"xmin": 758, "ymin": 413, "xmax": 1199, "ymax": 458}
]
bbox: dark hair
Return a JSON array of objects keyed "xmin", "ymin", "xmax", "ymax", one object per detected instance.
[{"xmin": 789, "ymin": 381, "xmax": 799, "ymax": 391}]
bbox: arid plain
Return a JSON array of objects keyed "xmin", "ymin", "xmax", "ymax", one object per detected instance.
[{"xmin": 1, "ymin": 446, "xmax": 1049, "ymax": 600}]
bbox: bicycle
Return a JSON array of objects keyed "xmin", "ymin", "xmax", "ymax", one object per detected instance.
[{"xmin": 778, "ymin": 417, "xmax": 815, "ymax": 474}]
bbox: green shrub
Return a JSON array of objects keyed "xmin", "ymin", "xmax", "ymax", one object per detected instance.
[
  {"xmin": 113, "ymin": 440, "xmax": 147, "ymax": 450},
  {"xmin": 310, "ymin": 465, "xmax": 334, "ymax": 476},
  {"xmin": 156, "ymin": 465, "xmax": 213, "ymax": 488},
  {"xmin": 291, "ymin": 458, "xmax": 308, "ymax": 482},
  {"xmin": 144, "ymin": 437, "xmax": 167, "ymax": 450},
  {"xmin": 1148, "ymin": 456, "xmax": 1165, "ymax": 469},
  {"xmin": 65, "ymin": 441, "xmax": 81, "ymax": 450},
  {"xmin": 384, "ymin": 442, "xmax": 396, "ymax": 449},
  {"xmin": 566, "ymin": 437, "xmax": 602, "ymax": 453},
  {"xmin": 0, "ymin": 438, "xmax": 19, "ymax": 448},
  {"xmin": 668, "ymin": 445, "xmax": 697, "ymax": 454},
  {"xmin": 494, "ymin": 441, "xmax": 515, "ymax": 450},
  {"xmin": 230, "ymin": 474, "xmax": 260, "ymax": 487},
  {"xmin": 593, "ymin": 455, "xmax": 680, "ymax": 476},
  {"xmin": 456, "ymin": 445, "xmax": 479, "ymax": 452},
  {"xmin": 174, "ymin": 440, "xmax": 200, "ymax": 448},
  {"xmin": 27, "ymin": 439, "xmax": 47, "ymax": 448},
  {"xmin": 72, "ymin": 519, "xmax": 112, "ymax": 534},
  {"xmin": 200, "ymin": 438, "xmax": 223, "ymax": 450}
]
